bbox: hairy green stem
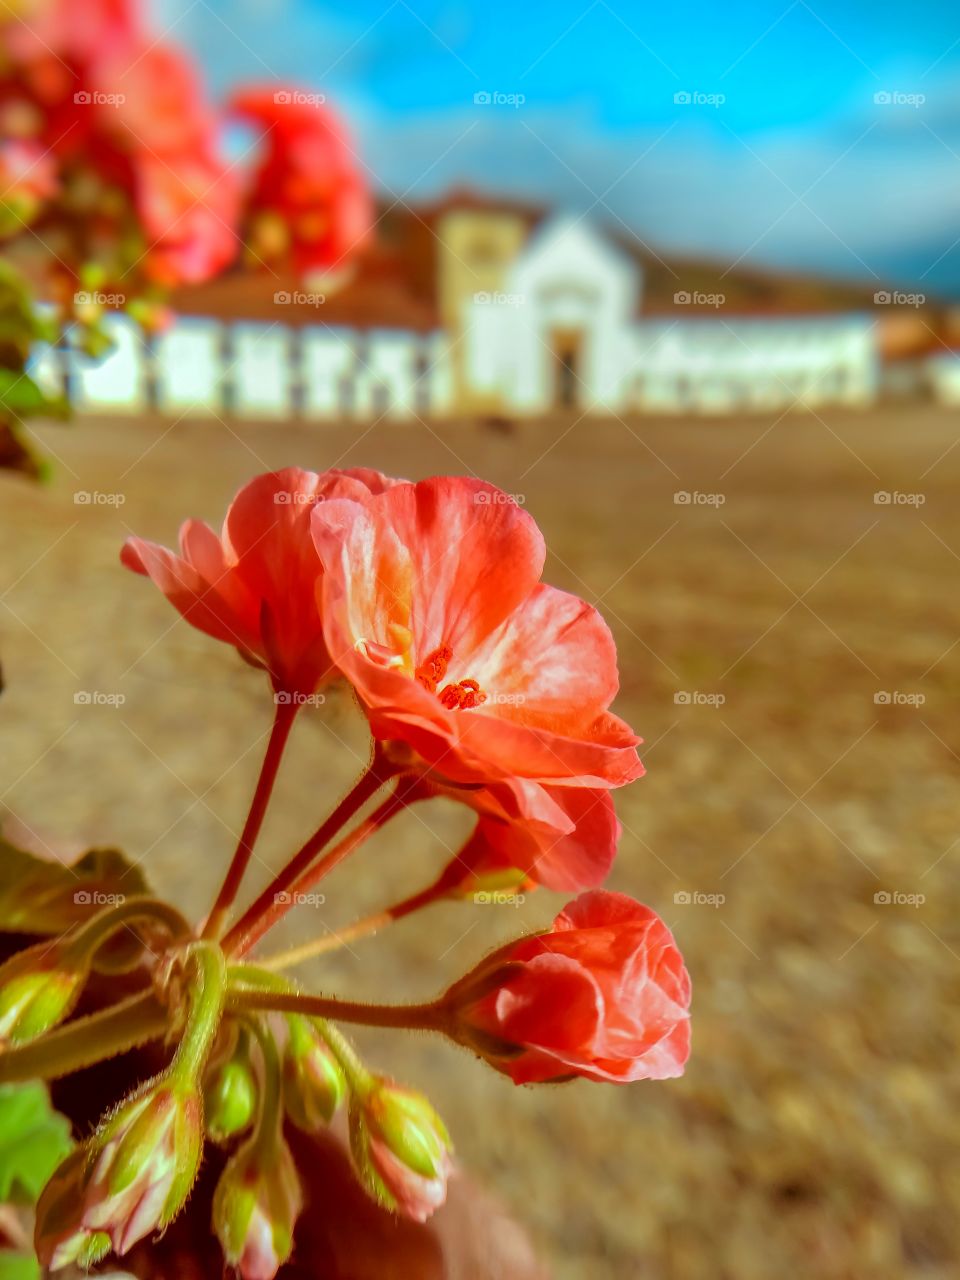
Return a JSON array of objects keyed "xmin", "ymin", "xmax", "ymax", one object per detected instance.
[
  {"xmin": 169, "ymin": 941, "xmax": 227, "ymax": 1086},
  {"xmin": 239, "ymin": 1013, "xmax": 283, "ymax": 1155}
]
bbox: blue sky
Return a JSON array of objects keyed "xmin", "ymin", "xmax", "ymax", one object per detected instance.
[{"xmin": 156, "ymin": 0, "xmax": 960, "ymax": 293}]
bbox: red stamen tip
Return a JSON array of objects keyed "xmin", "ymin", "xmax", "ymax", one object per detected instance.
[
  {"xmin": 416, "ymin": 645, "xmax": 452, "ymax": 693},
  {"xmin": 439, "ymin": 678, "xmax": 487, "ymax": 710}
]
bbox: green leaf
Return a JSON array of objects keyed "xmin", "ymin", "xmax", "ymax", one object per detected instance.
[
  {"xmin": 0, "ymin": 835, "xmax": 150, "ymax": 936},
  {"xmin": 0, "ymin": 1082, "xmax": 72, "ymax": 1206},
  {"xmin": 0, "ymin": 370, "xmax": 65, "ymax": 420},
  {"xmin": 0, "ymin": 1250, "xmax": 40, "ymax": 1280}
]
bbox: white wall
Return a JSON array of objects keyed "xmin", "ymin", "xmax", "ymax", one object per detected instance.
[
  {"xmin": 302, "ymin": 328, "xmax": 356, "ymax": 418},
  {"xmin": 354, "ymin": 331, "xmax": 421, "ymax": 419},
  {"xmin": 73, "ymin": 316, "xmax": 147, "ymax": 413},
  {"xmin": 629, "ymin": 318, "xmax": 878, "ymax": 414},
  {"xmin": 929, "ymin": 355, "xmax": 960, "ymax": 406},
  {"xmin": 232, "ymin": 324, "xmax": 294, "ymax": 418},
  {"xmin": 155, "ymin": 318, "xmax": 222, "ymax": 415}
]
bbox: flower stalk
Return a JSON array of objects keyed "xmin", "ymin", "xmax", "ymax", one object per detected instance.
[
  {"xmin": 255, "ymin": 878, "xmax": 453, "ymax": 971},
  {"xmin": 227, "ymin": 984, "xmax": 448, "ymax": 1035},
  {"xmin": 222, "ymin": 757, "xmax": 412, "ymax": 957},
  {"xmin": 168, "ymin": 941, "xmax": 228, "ymax": 1085},
  {"xmin": 212, "ymin": 1015, "xmax": 304, "ymax": 1278},
  {"xmin": 204, "ymin": 697, "xmax": 299, "ymax": 940}
]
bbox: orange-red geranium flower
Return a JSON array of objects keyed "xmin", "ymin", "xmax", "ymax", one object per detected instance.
[
  {"xmin": 95, "ymin": 42, "xmax": 240, "ymax": 286},
  {"xmin": 445, "ymin": 891, "xmax": 691, "ymax": 1084},
  {"xmin": 419, "ymin": 783, "xmax": 620, "ymax": 895},
  {"xmin": 122, "ymin": 467, "xmax": 397, "ymax": 697},
  {"xmin": 230, "ymin": 87, "xmax": 372, "ymax": 279},
  {"xmin": 311, "ymin": 477, "xmax": 643, "ymax": 800}
]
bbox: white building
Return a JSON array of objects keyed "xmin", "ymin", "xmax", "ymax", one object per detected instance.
[
  {"xmin": 50, "ymin": 192, "xmax": 895, "ymax": 420},
  {"xmin": 457, "ymin": 216, "xmax": 877, "ymax": 414}
]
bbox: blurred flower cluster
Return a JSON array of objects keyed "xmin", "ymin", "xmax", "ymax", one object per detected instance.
[{"xmin": 0, "ymin": 0, "xmax": 370, "ymax": 472}]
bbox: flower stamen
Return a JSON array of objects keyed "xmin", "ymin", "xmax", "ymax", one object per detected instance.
[
  {"xmin": 416, "ymin": 647, "xmax": 487, "ymax": 710},
  {"xmin": 415, "ymin": 646, "xmax": 452, "ymax": 693},
  {"xmin": 439, "ymin": 679, "xmax": 487, "ymax": 711}
]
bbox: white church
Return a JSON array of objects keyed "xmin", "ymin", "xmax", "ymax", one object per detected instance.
[
  {"xmin": 455, "ymin": 217, "xmax": 877, "ymax": 414},
  {"xmin": 48, "ymin": 190, "xmax": 906, "ymax": 420}
]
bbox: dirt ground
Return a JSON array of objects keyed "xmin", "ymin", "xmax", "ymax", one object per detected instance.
[{"xmin": 2, "ymin": 404, "xmax": 959, "ymax": 1280}]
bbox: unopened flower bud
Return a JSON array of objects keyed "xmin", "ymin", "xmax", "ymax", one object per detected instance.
[
  {"xmin": 349, "ymin": 1079, "xmax": 452, "ymax": 1223},
  {"xmin": 35, "ymin": 1145, "xmax": 110, "ymax": 1271},
  {"xmin": 282, "ymin": 1016, "xmax": 345, "ymax": 1132},
  {"xmin": 213, "ymin": 1135, "xmax": 302, "ymax": 1280},
  {"xmin": 206, "ymin": 1051, "xmax": 258, "ymax": 1143},
  {"xmin": 0, "ymin": 942, "xmax": 87, "ymax": 1044},
  {"xmin": 80, "ymin": 1079, "xmax": 202, "ymax": 1256}
]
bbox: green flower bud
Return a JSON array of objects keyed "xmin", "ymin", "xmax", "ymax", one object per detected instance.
[
  {"xmin": 349, "ymin": 1079, "xmax": 452, "ymax": 1223},
  {"xmin": 0, "ymin": 942, "xmax": 87, "ymax": 1044},
  {"xmin": 212, "ymin": 1134, "xmax": 302, "ymax": 1279},
  {"xmin": 53, "ymin": 1079, "xmax": 204, "ymax": 1259},
  {"xmin": 206, "ymin": 1054, "xmax": 258, "ymax": 1143},
  {"xmin": 282, "ymin": 1016, "xmax": 346, "ymax": 1133}
]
